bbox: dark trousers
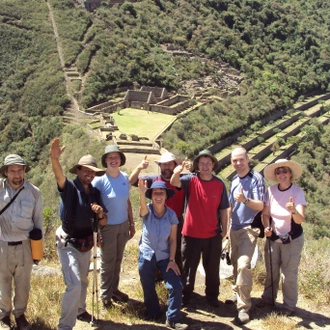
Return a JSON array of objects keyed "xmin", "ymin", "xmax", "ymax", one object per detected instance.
[{"xmin": 181, "ymin": 234, "xmax": 222, "ymax": 299}]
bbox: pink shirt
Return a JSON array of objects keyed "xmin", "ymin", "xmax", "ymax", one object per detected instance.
[{"xmin": 266, "ymin": 183, "xmax": 306, "ymax": 236}]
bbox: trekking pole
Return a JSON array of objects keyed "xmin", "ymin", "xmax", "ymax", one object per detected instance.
[
  {"xmin": 267, "ymin": 236, "xmax": 275, "ymax": 306},
  {"xmin": 90, "ymin": 213, "xmax": 99, "ymax": 326}
]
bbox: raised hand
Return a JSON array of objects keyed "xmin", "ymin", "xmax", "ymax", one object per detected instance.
[
  {"xmin": 50, "ymin": 138, "xmax": 66, "ymax": 159},
  {"xmin": 173, "ymin": 158, "xmax": 188, "ymax": 174},
  {"xmin": 138, "ymin": 178, "xmax": 148, "ymax": 194},
  {"xmin": 286, "ymin": 196, "xmax": 295, "ymax": 213},
  {"xmin": 138, "ymin": 155, "xmax": 149, "ymax": 170},
  {"xmin": 184, "ymin": 157, "xmax": 193, "ymax": 172},
  {"xmin": 234, "ymin": 187, "xmax": 246, "ymax": 203}
]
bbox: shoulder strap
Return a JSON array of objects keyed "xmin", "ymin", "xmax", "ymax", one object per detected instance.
[{"xmin": 0, "ymin": 186, "xmax": 25, "ymax": 215}]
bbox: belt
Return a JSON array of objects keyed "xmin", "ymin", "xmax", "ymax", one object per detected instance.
[{"xmin": 7, "ymin": 241, "xmax": 22, "ymax": 246}]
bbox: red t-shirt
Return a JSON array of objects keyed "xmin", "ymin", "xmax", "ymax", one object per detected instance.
[
  {"xmin": 180, "ymin": 174, "xmax": 229, "ymax": 238},
  {"xmin": 136, "ymin": 175, "xmax": 185, "ymax": 219}
]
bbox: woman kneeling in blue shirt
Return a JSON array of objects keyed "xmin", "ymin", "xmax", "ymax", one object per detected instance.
[{"xmin": 138, "ymin": 180, "xmax": 188, "ymax": 330}]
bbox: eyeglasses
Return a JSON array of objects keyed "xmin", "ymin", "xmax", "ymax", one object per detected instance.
[{"xmin": 275, "ymin": 168, "xmax": 289, "ymax": 175}]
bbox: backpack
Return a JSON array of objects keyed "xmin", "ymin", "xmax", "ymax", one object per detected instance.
[{"xmin": 251, "ymin": 211, "xmax": 264, "ymax": 238}]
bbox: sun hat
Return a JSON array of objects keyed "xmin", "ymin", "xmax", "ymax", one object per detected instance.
[
  {"xmin": 101, "ymin": 144, "xmax": 126, "ymax": 168},
  {"xmin": 154, "ymin": 152, "xmax": 182, "ymax": 166},
  {"xmin": 69, "ymin": 155, "xmax": 105, "ymax": 176},
  {"xmin": 0, "ymin": 154, "xmax": 31, "ymax": 177},
  {"xmin": 263, "ymin": 159, "xmax": 302, "ymax": 182},
  {"xmin": 193, "ymin": 149, "xmax": 219, "ymax": 172},
  {"xmin": 145, "ymin": 181, "xmax": 175, "ymax": 200}
]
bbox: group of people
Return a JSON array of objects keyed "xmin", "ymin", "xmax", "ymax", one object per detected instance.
[{"xmin": 0, "ymin": 140, "xmax": 306, "ymax": 330}]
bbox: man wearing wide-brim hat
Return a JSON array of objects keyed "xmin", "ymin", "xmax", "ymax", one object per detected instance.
[
  {"xmin": 129, "ymin": 151, "xmax": 191, "ymax": 273},
  {"xmin": 50, "ymin": 138, "xmax": 108, "ymax": 329},
  {"xmin": 171, "ymin": 149, "xmax": 229, "ymax": 308},
  {"xmin": 0, "ymin": 154, "xmax": 43, "ymax": 330},
  {"xmin": 92, "ymin": 144, "xmax": 135, "ymax": 308}
]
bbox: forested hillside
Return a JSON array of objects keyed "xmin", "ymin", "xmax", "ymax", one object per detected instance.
[
  {"xmin": 1, "ymin": 1, "xmax": 330, "ymax": 327},
  {"xmin": 1, "ymin": 0, "xmax": 330, "ymax": 161}
]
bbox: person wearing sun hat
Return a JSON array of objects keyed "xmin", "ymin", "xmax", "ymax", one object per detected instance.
[
  {"xmin": 50, "ymin": 138, "xmax": 108, "ymax": 329},
  {"xmin": 0, "ymin": 154, "xmax": 43, "ymax": 330},
  {"xmin": 171, "ymin": 149, "xmax": 229, "ymax": 308},
  {"xmin": 259, "ymin": 158, "xmax": 306, "ymax": 316},
  {"xmin": 137, "ymin": 180, "xmax": 188, "ymax": 329},
  {"xmin": 129, "ymin": 152, "xmax": 192, "ymax": 273},
  {"xmin": 93, "ymin": 144, "xmax": 135, "ymax": 308}
]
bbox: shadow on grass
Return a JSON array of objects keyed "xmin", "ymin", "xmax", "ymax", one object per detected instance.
[{"xmin": 251, "ymin": 297, "xmax": 330, "ymax": 328}]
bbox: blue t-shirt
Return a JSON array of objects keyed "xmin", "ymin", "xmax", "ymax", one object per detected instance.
[
  {"xmin": 93, "ymin": 172, "xmax": 130, "ymax": 225},
  {"xmin": 229, "ymin": 169, "xmax": 265, "ymax": 231},
  {"xmin": 139, "ymin": 204, "xmax": 178, "ymax": 262}
]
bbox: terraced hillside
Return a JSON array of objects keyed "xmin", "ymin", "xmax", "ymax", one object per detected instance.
[{"xmin": 216, "ymin": 94, "xmax": 330, "ymax": 180}]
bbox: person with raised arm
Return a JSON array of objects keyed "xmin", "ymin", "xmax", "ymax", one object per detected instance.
[
  {"xmin": 50, "ymin": 138, "xmax": 107, "ymax": 330},
  {"xmin": 225, "ymin": 146, "xmax": 265, "ymax": 325},
  {"xmin": 170, "ymin": 149, "xmax": 229, "ymax": 308},
  {"xmin": 130, "ymin": 152, "xmax": 191, "ymax": 273},
  {"xmin": 138, "ymin": 179, "xmax": 188, "ymax": 330},
  {"xmin": 258, "ymin": 159, "xmax": 306, "ymax": 316}
]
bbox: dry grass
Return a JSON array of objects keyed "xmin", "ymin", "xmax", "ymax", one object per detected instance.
[{"xmin": 23, "ymin": 208, "xmax": 330, "ymax": 330}]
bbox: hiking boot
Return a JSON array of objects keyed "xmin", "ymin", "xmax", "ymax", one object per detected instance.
[
  {"xmin": 225, "ymin": 294, "xmax": 237, "ymax": 304},
  {"xmin": 15, "ymin": 314, "xmax": 31, "ymax": 330},
  {"xmin": 166, "ymin": 318, "xmax": 189, "ymax": 330},
  {"xmin": 0, "ymin": 315, "xmax": 12, "ymax": 329},
  {"xmin": 112, "ymin": 290, "xmax": 129, "ymax": 302},
  {"xmin": 182, "ymin": 293, "xmax": 190, "ymax": 307},
  {"xmin": 206, "ymin": 297, "xmax": 220, "ymax": 308},
  {"xmin": 102, "ymin": 299, "xmax": 113, "ymax": 309},
  {"xmin": 237, "ymin": 311, "xmax": 250, "ymax": 324},
  {"xmin": 77, "ymin": 311, "xmax": 92, "ymax": 322},
  {"xmin": 275, "ymin": 307, "xmax": 294, "ymax": 316}
]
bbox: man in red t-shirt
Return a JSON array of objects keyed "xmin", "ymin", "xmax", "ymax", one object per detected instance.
[{"xmin": 171, "ymin": 149, "xmax": 229, "ymax": 308}]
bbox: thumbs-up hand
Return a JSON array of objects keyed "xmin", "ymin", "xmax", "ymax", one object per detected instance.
[
  {"xmin": 184, "ymin": 157, "xmax": 193, "ymax": 172},
  {"xmin": 234, "ymin": 187, "xmax": 246, "ymax": 203},
  {"xmin": 173, "ymin": 159, "xmax": 185, "ymax": 175},
  {"xmin": 286, "ymin": 196, "xmax": 296, "ymax": 213},
  {"xmin": 138, "ymin": 155, "xmax": 149, "ymax": 170}
]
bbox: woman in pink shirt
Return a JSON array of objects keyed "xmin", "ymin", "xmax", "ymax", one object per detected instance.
[{"xmin": 260, "ymin": 159, "xmax": 306, "ymax": 316}]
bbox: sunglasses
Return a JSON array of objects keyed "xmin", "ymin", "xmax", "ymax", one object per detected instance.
[{"xmin": 275, "ymin": 168, "xmax": 289, "ymax": 175}]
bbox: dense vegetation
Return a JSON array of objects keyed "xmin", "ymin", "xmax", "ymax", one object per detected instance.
[
  {"xmin": 2, "ymin": 0, "xmax": 330, "ymax": 165},
  {"xmin": 1, "ymin": 2, "xmax": 330, "ymax": 326},
  {"xmin": 0, "ymin": 0, "xmax": 67, "ymax": 164}
]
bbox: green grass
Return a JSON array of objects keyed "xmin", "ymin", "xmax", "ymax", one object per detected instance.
[{"xmin": 112, "ymin": 108, "xmax": 175, "ymax": 139}]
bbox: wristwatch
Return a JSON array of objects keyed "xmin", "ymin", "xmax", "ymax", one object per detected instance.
[{"xmin": 243, "ymin": 198, "xmax": 250, "ymax": 205}]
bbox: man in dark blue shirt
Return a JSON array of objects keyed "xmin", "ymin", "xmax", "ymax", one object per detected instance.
[{"xmin": 50, "ymin": 138, "xmax": 108, "ymax": 330}]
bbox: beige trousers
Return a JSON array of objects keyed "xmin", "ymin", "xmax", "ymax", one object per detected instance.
[{"xmin": 230, "ymin": 227, "xmax": 259, "ymax": 313}]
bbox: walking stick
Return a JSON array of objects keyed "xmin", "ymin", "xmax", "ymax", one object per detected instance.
[
  {"xmin": 90, "ymin": 213, "xmax": 99, "ymax": 326},
  {"xmin": 267, "ymin": 237, "xmax": 275, "ymax": 306}
]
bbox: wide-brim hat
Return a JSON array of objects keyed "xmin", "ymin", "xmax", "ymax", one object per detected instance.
[
  {"xmin": 193, "ymin": 149, "xmax": 218, "ymax": 172},
  {"xmin": 101, "ymin": 144, "xmax": 126, "ymax": 168},
  {"xmin": 155, "ymin": 152, "xmax": 182, "ymax": 166},
  {"xmin": 264, "ymin": 159, "xmax": 302, "ymax": 182},
  {"xmin": 0, "ymin": 154, "xmax": 31, "ymax": 177},
  {"xmin": 145, "ymin": 181, "xmax": 175, "ymax": 200},
  {"xmin": 69, "ymin": 155, "xmax": 105, "ymax": 176}
]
